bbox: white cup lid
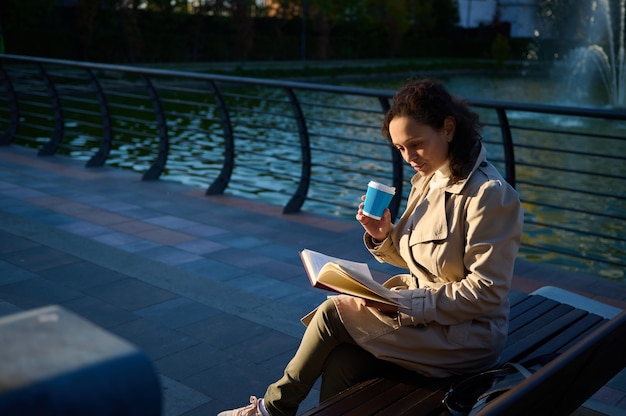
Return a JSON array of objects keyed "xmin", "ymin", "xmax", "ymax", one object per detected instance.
[{"xmin": 368, "ymin": 181, "xmax": 396, "ymax": 194}]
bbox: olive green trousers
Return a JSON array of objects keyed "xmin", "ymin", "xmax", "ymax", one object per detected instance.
[{"xmin": 263, "ymin": 299, "xmax": 404, "ymax": 416}]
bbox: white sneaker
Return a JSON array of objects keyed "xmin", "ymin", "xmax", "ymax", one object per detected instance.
[{"xmin": 217, "ymin": 396, "xmax": 264, "ymax": 416}]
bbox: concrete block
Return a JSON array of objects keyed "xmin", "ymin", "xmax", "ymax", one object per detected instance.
[{"xmin": 0, "ymin": 305, "xmax": 161, "ymax": 415}]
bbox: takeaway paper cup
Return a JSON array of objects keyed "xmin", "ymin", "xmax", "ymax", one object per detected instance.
[{"xmin": 362, "ymin": 181, "xmax": 396, "ymax": 220}]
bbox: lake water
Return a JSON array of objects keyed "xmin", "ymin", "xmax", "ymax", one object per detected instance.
[{"xmin": 347, "ymin": 71, "xmax": 605, "ymax": 107}]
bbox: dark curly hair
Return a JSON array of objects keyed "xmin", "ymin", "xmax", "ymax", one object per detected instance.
[{"xmin": 382, "ymin": 78, "xmax": 482, "ymax": 183}]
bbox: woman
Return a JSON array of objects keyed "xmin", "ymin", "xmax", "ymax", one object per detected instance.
[{"xmin": 218, "ymin": 78, "xmax": 523, "ymax": 416}]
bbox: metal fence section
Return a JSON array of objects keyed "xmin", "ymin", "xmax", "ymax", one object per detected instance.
[{"xmin": 0, "ymin": 54, "xmax": 624, "ymax": 280}]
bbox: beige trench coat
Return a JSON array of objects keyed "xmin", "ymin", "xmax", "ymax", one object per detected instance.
[{"xmin": 333, "ymin": 145, "xmax": 523, "ymax": 377}]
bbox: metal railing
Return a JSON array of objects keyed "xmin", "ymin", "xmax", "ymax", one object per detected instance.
[{"xmin": 0, "ymin": 54, "xmax": 625, "ymax": 280}]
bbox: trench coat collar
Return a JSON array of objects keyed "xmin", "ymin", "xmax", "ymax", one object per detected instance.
[
  {"xmin": 406, "ymin": 143, "xmax": 487, "ymax": 245},
  {"xmin": 446, "ymin": 143, "xmax": 487, "ymax": 195},
  {"xmin": 410, "ymin": 142, "xmax": 487, "ymax": 195}
]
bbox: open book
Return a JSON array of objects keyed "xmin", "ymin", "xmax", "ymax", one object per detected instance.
[{"xmin": 299, "ymin": 249, "xmax": 404, "ymax": 307}]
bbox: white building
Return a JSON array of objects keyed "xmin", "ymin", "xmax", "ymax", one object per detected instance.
[{"xmin": 456, "ymin": 0, "xmax": 539, "ymax": 38}]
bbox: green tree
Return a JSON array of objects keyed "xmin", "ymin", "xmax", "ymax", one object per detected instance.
[
  {"xmin": 114, "ymin": 0, "xmax": 145, "ymax": 62},
  {"xmin": 407, "ymin": 0, "xmax": 458, "ymax": 32},
  {"xmin": 231, "ymin": 0, "xmax": 255, "ymax": 60},
  {"xmin": 0, "ymin": 22, "xmax": 4, "ymax": 54},
  {"xmin": 306, "ymin": 0, "xmax": 370, "ymax": 59},
  {"xmin": 363, "ymin": 0, "xmax": 411, "ymax": 58},
  {"xmin": 75, "ymin": 0, "xmax": 100, "ymax": 60},
  {"xmin": 491, "ymin": 33, "xmax": 511, "ymax": 68},
  {"xmin": 257, "ymin": 0, "xmax": 301, "ymax": 18},
  {"xmin": 130, "ymin": 0, "xmax": 187, "ymax": 13}
]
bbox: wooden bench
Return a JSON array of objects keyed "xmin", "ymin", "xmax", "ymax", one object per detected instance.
[{"xmin": 301, "ymin": 286, "xmax": 626, "ymax": 416}]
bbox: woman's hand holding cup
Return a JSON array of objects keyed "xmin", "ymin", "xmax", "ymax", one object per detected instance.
[{"xmin": 357, "ymin": 195, "xmax": 393, "ymax": 242}]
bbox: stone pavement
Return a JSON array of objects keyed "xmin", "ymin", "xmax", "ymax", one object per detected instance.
[{"xmin": 1, "ymin": 145, "xmax": 625, "ymax": 416}]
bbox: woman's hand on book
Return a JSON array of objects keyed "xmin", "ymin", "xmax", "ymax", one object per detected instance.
[{"xmin": 356, "ymin": 195, "xmax": 393, "ymax": 241}]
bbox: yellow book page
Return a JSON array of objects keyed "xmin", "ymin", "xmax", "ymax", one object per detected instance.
[{"xmin": 317, "ymin": 263, "xmax": 401, "ymax": 306}]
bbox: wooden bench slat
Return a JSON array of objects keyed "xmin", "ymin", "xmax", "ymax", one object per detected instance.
[
  {"xmin": 524, "ymin": 313, "xmax": 606, "ymax": 361},
  {"xmin": 508, "ymin": 291, "xmax": 530, "ymax": 308},
  {"xmin": 341, "ymin": 381, "xmax": 425, "ymax": 415},
  {"xmin": 374, "ymin": 387, "xmax": 447, "ymax": 416},
  {"xmin": 506, "ymin": 303, "xmax": 575, "ymax": 345},
  {"xmin": 501, "ymin": 307, "xmax": 590, "ymax": 363},
  {"xmin": 508, "ymin": 297, "xmax": 561, "ymax": 333},
  {"xmin": 508, "ymin": 294, "xmax": 547, "ymax": 321},
  {"xmin": 300, "ymin": 375, "xmax": 455, "ymax": 415},
  {"xmin": 301, "ymin": 378, "xmax": 393, "ymax": 415}
]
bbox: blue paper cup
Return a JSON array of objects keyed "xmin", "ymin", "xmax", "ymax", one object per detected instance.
[{"xmin": 362, "ymin": 181, "xmax": 396, "ymax": 220}]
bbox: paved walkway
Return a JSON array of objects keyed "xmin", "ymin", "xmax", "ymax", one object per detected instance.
[{"xmin": 1, "ymin": 145, "xmax": 625, "ymax": 415}]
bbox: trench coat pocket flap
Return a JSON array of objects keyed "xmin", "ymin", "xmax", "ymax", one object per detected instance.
[
  {"xmin": 408, "ymin": 221, "xmax": 448, "ymax": 245},
  {"xmin": 406, "ymin": 189, "xmax": 449, "ymax": 244}
]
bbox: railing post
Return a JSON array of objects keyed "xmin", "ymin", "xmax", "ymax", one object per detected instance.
[
  {"xmin": 495, "ymin": 107, "xmax": 516, "ymax": 188},
  {"xmin": 85, "ymin": 68, "xmax": 112, "ymax": 168},
  {"xmin": 0, "ymin": 65, "xmax": 18, "ymax": 146},
  {"xmin": 283, "ymin": 87, "xmax": 311, "ymax": 214},
  {"xmin": 206, "ymin": 80, "xmax": 234, "ymax": 195},
  {"xmin": 141, "ymin": 74, "xmax": 168, "ymax": 181},
  {"xmin": 378, "ymin": 96, "xmax": 403, "ymax": 221},
  {"xmin": 37, "ymin": 63, "xmax": 64, "ymax": 156}
]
